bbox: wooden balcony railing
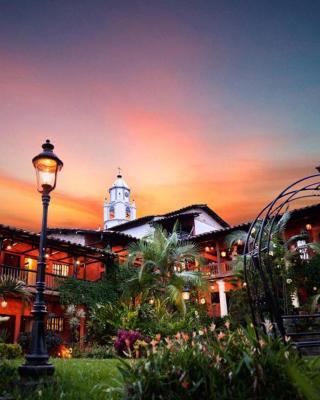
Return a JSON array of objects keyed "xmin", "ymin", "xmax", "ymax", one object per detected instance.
[
  {"xmin": 201, "ymin": 261, "xmax": 235, "ymax": 279},
  {"xmin": 0, "ymin": 264, "xmax": 68, "ymax": 291}
]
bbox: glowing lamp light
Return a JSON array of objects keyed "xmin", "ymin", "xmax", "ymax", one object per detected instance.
[
  {"xmin": 205, "ymin": 246, "xmax": 210, "ymax": 252},
  {"xmin": 6, "ymin": 245, "xmax": 12, "ymax": 250},
  {"xmin": 149, "ymin": 298, "xmax": 155, "ymax": 305},
  {"xmin": 200, "ymin": 297, "xmax": 206, "ymax": 305},
  {"xmin": 221, "ymin": 251, "xmax": 227, "ymax": 257},
  {"xmin": 76, "ymin": 260, "xmax": 80, "ymax": 265},
  {"xmin": 237, "ymin": 239, "xmax": 244, "ymax": 245},
  {"xmin": 1, "ymin": 300, "xmax": 8, "ymax": 308},
  {"xmin": 45, "ymin": 253, "xmax": 49, "ymax": 259},
  {"xmin": 182, "ymin": 288, "xmax": 190, "ymax": 301},
  {"xmin": 32, "ymin": 140, "xmax": 63, "ymax": 193},
  {"xmin": 306, "ymin": 224, "xmax": 312, "ymax": 231},
  {"xmin": 210, "ymin": 285, "xmax": 215, "ymax": 291}
]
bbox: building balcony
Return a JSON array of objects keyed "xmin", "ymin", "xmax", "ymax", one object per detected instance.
[
  {"xmin": 0, "ymin": 264, "xmax": 69, "ymax": 292},
  {"xmin": 201, "ymin": 261, "xmax": 235, "ymax": 279}
]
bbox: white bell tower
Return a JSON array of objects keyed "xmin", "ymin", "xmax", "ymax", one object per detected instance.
[{"xmin": 104, "ymin": 169, "xmax": 137, "ymax": 229}]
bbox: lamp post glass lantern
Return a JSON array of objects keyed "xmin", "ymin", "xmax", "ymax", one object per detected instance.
[
  {"xmin": 19, "ymin": 140, "xmax": 63, "ymax": 380},
  {"xmin": 182, "ymin": 288, "xmax": 190, "ymax": 301}
]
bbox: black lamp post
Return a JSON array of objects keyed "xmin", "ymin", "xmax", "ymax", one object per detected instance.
[{"xmin": 19, "ymin": 140, "xmax": 63, "ymax": 380}]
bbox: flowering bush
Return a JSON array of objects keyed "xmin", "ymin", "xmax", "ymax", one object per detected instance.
[
  {"xmin": 114, "ymin": 329, "xmax": 142, "ymax": 357},
  {"xmin": 117, "ymin": 323, "xmax": 320, "ymax": 399}
]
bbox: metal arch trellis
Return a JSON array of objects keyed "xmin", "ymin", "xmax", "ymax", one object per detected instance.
[{"xmin": 243, "ymin": 166, "xmax": 320, "ymax": 339}]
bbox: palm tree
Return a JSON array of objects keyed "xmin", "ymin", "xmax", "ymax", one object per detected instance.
[
  {"xmin": 0, "ymin": 275, "xmax": 31, "ymax": 302},
  {"xmin": 124, "ymin": 224, "xmax": 205, "ymax": 315}
]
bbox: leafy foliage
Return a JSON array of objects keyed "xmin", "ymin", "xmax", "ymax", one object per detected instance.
[
  {"xmin": 124, "ymin": 224, "xmax": 205, "ymax": 315},
  {"xmin": 0, "ymin": 275, "xmax": 31, "ymax": 301},
  {"xmin": 18, "ymin": 331, "xmax": 62, "ymax": 356},
  {"xmin": 0, "ymin": 343, "xmax": 22, "ymax": 359},
  {"xmin": 117, "ymin": 325, "xmax": 320, "ymax": 400},
  {"xmin": 58, "ymin": 263, "xmax": 137, "ymax": 310}
]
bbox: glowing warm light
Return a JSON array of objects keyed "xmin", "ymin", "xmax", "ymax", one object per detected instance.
[
  {"xmin": 237, "ymin": 239, "xmax": 244, "ymax": 245},
  {"xmin": 34, "ymin": 158, "xmax": 58, "ymax": 191},
  {"xmin": 57, "ymin": 345, "xmax": 72, "ymax": 358},
  {"xmin": 306, "ymin": 224, "xmax": 312, "ymax": 231},
  {"xmin": 1, "ymin": 300, "xmax": 8, "ymax": 308},
  {"xmin": 182, "ymin": 289, "xmax": 190, "ymax": 301},
  {"xmin": 32, "ymin": 140, "xmax": 63, "ymax": 193},
  {"xmin": 200, "ymin": 297, "xmax": 206, "ymax": 305},
  {"xmin": 6, "ymin": 245, "xmax": 12, "ymax": 250},
  {"xmin": 210, "ymin": 285, "xmax": 215, "ymax": 290},
  {"xmin": 205, "ymin": 246, "xmax": 210, "ymax": 252},
  {"xmin": 220, "ymin": 251, "xmax": 227, "ymax": 257},
  {"xmin": 76, "ymin": 260, "xmax": 80, "ymax": 265},
  {"xmin": 45, "ymin": 253, "xmax": 49, "ymax": 259},
  {"xmin": 149, "ymin": 298, "xmax": 154, "ymax": 305}
]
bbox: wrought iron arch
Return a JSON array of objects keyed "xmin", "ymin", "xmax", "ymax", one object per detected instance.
[{"xmin": 244, "ymin": 166, "xmax": 320, "ymax": 339}]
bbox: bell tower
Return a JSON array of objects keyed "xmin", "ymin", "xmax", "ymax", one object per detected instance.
[{"xmin": 104, "ymin": 169, "xmax": 136, "ymax": 229}]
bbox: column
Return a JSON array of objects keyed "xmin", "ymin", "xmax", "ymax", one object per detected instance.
[
  {"xmin": 14, "ymin": 314, "xmax": 21, "ymax": 343},
  {"xmin": 217, "ymin": 280, "xmax": 228, "ymax": 317},
  {"xmin": 291, "ymin": 291, "xmax": 300, "ymax": 309},
  {"xmin": 79, "ymin": 314, "xmax": 85, "ymax": 351}
]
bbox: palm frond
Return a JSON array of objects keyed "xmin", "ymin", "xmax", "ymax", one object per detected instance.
[
  {"xmin": 224, "ymin": 230, "xmax": 248, "ymax": 248},
  {"xmin": 0, "ymin": 275, "xmax": 31, "ymax": 300},
  {"xmin": 285, "ymin": 233, "xmax": 310, "ymax": 247},
  {"xmin": 174, "ymin": 271, "xmax": 206, "ymax": 290},
  {"xmin": 166, "ymin": 284, "xmax": 186, "ymax": 315},
  {"xmin": 275, "ymin": 211, "xmax": 291, "ymax": 235},
  {"xmin": 308, "ymin": 243, "xmax": 320, "ymax": 254}
]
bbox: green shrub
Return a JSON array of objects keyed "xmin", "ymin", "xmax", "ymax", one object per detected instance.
[
  {"xmin": 0, "ymin": 360, "xmax": 17, "ymax": 394},
  {"xmin": 18, "ymin": 331, "xmax": 62, "ymax": 356},
  {"xmin": 0, "ymin": 343, "xmax": 22, "ymax": 359}
]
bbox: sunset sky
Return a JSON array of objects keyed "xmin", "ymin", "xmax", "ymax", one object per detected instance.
[{"xmin": 0, "ymin": 0, "xmax": 319, "ymax": 231}]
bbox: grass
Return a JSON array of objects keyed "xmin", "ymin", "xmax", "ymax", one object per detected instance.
[{"xmin": 5, "ymin": 358, "xmax": 124, "ymax": 400}]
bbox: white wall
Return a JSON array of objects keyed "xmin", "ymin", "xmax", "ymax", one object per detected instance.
[
  {"xmin": 48, "ymin": 233, "xmax": 86, "ymax": 245},
  {"xmin": 118, "ymin": 224, "xmax": 154, "ymax": 239}
]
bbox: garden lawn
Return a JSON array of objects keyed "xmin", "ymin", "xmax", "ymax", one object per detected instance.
[{"xmin": 9, "ymin": 358, "xmax": 124, "ymax": 400}]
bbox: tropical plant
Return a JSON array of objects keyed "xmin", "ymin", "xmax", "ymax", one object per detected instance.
[
  {"xmin": 124, "ymin": 224, "xmax": 205, "ymax": 315},
  {"xmin": 115, "ymin": 324, "xmax": 320, "ymax": 400},
  {"xmin": 58, "ymin": 263, "xmax": 136, "ymax": 310},
  {"xmin": 65, "ymin": 304, "xmax": 86, "ymax": 345},
  {"xmin": 0, "ymin": 275, "xmax": 31, "ymax": 302}
]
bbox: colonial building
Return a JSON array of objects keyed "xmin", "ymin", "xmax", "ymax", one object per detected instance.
[
  {"xmin": 1, "ymin": 171, "xmax": 320, "ymax": 343},
  {"xmin": 0, "ymin": 224, "xmax": 115, "ymax": 343}
]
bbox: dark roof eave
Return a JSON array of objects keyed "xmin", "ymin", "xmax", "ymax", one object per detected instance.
[{"xmin": 0, "ymin": 224, "xmax": 116, "ymax": 260}]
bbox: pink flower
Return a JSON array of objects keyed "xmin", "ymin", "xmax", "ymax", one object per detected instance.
[{"xmin": 217, "ymin": 332, "xmax": 226, "ymax": 341}]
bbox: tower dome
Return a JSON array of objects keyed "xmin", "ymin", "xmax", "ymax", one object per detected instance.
[{"xmin": 104, "ymin": 169, "xmax": 136, "ymax": 229}]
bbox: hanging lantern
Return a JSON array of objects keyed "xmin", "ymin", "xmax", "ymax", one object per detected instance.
[
  {"xmin": 1, "ymin": 300, "xmax": 8, "ymax": 308},
  {"xmin": 182, "ymin": 288, "xmax": 190, "ymax": 301}
]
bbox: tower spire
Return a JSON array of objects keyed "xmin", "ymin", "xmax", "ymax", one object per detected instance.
[{"xmin": 103, "ymin": 170, "xmax": 137, "ymax": 229}]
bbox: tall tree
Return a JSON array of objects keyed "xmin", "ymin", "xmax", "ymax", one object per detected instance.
[{"xmin": 124, "ymin": 224, "xmax": 205, "ymax": 315}]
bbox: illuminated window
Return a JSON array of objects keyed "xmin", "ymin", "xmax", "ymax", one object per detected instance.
[
  {"xmin": 46, "ymin": 316, "xmax": 64, "ymax": 332},
  {"xmin": 109, "ymin": 206, "xmax": 115, "ymax": 220},
  {"xmin": 126, "ymin": 206, "xmax": 131, "ymax": 220},
  {"xmin": 52, "ymin": 263, "xmax": 69, "ymax": 276}
]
